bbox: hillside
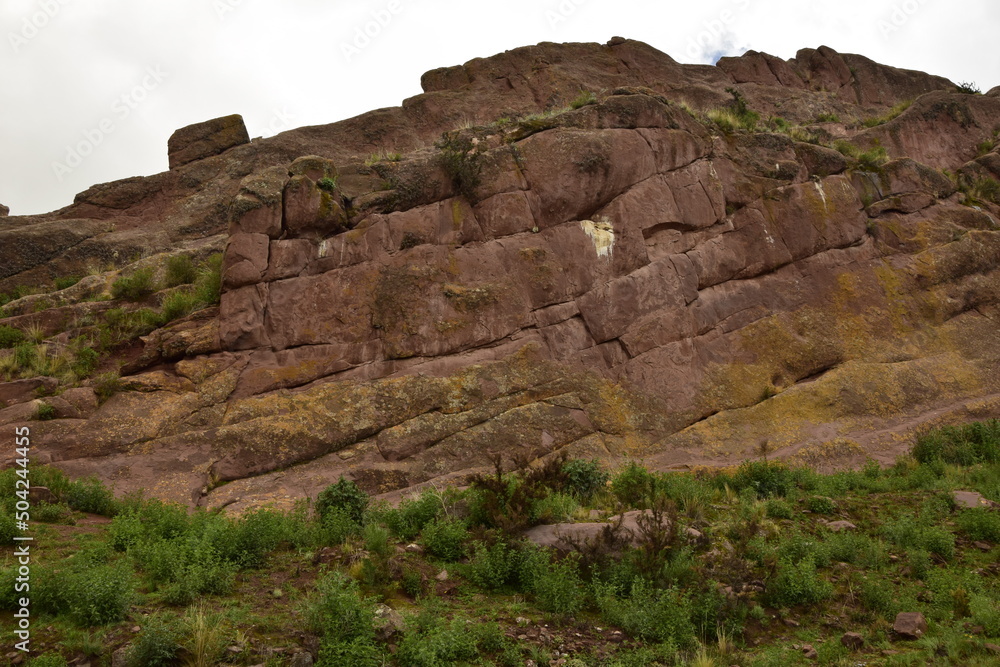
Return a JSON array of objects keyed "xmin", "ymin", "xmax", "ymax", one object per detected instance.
[
  {"xmin": 2, "ymin": 36, "xmax": 1000, "ymax": 667},
  {"xmin": 1, "ymin": 39, "xmax": 999, "ymax": 510}
]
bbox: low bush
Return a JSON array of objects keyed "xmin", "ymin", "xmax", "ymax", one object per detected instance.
[
  {"xmin": 806, "ymin": 495, "xmax": 836, "ymax": 514},
  {"xmin": 396, "ymin": 616, "xmax": 481, "ymax": 667},
  {"xmin": 111, "ymin": 267, "xmax": 157, "ymax": 301},
  {"xmin": 420, "ymin": 516, "xmax": 469, "ymax": 562},
  {"xmin": 562, "ymin": 458, "xmax": 609, "ymax": 499},
  {"xmin": 67, "ymin": 476, "xmax": 119, "ymax": 516},
  {"xmin": 127, "ymin": 614, "xmax": 181, "ymax": 667},
  {"xmin": 594, "ymin": 578, "xmax": 696, "ymax": 647},
  {"xmin": 316, "ymin": 477, "xmax": 368, "ymax": 524},
  {"xmin": 0, "ymin": 325, "xmax": 25, "ymax": 348},
  {"xmin": 726, "ymin": 460, "xmax": 794, "ymax": 498},
  {"xmin": 611, "ymin": 462, "xmax": 657, "ymax": 507},
  {"xmin": 384, "ymin": 491, "xmax": 441, "ymax": 541},
  {"xmin": 466, "ymin": 539, "xmax": 522, "ymax": 591},
  {"xmin": 766, "ymin": 557, "xmax": 832, "ymax": 607},
  {"xmin": 912, "ymin": 420, "xmax": 1000, "ymax": 465},
  {"xmin": 305, "ymin": 571, "xmax": 376, "ymax": 643},
  {"xmin": 64, "ymin": 562, "xmax": 135, "ymax": 626},
  {"xmin": 883, "ymin": 515, "xmax": 955, "ymax": 561},
  {"xmin": 529, "ymin": 556, "xmax": 586, "ymax": 616},
  {"xmin": 764, "ymin": 498, "xmax": 793, "ymax": 519},
  {"xmin": 957, "ymin": 508, "xmax": 1000, "ymax": 542},
  {"xmin": 530, "ymin": 491, "xmax": 578, "ymax": 523},
  {"xmin": 164, "ymin": 255, "xmax": 197, "ymax": 287}
]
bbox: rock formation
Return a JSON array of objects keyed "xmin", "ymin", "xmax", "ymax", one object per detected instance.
[{"xmin": 1, "ymin": 39, "xmax": 999, "ymax": 512}]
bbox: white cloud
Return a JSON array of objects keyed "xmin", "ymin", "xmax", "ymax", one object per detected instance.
[{"xmin": 0, "ymin": 0, "xmax": 996, "ymax": 215}]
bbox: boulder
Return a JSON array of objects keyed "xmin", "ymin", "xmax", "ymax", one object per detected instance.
[
  {"xmin": 953, "ymin": 490, "xmax": 999, "ymax": 510},
  {"xmin": 893, "ymin": 612, "xmax": 928, "ymax": 639},
  {"xmin": 374, "ymin": 604, "xmax": 406, "ymax": 641},
  {"xmin": 825, "ymin": 521, "xmax": 858, "ymax": 532},
  {"xmin": 0, "ymin": 203, "xmax": 8, "ymax": 216},
  {"xmin": 28, "ymin": 486, "xmax": 57, "ymax": 505},
  {"xmin": 841, "ymin": 632, "xmax": 864, "ymax": 650},
  {"xmin": 167, "ymin": 114, "xmax": 250, "ymax": 169}
]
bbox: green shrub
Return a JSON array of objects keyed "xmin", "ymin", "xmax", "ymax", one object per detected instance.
[
  {"xmin": 562, "ymin": 458, "xmax": 609, "ymax": 499},
  {"xmin": 396, "ymin": 616, "xmax": 480, "ymax": 667},
  {"xmin": 93, "ymin": 372, "xmax": 123, "ymax": 404},
  {"xmin": 65, "ymin": 563, "xmax": 135, "ymax": 626},
  {"xmin": 815, "ymin": 112, "xmax": 840, "ymax": 123},
  {"xmin": 127, "ymin": 614, "xmax": 182, "ymax": 666},
  {"xmin": 318, "ymin": 507, "xmax": 362, "ymax": 546},
  {"xmin": 729, "ymin": 460, "xmax": 794, "ymax": 498},
  {"xmin": 530, "ymin": 491, "xmax": 578, "ymax": 523},
  {"xmin": 856, "ymin": 146, "xmax": 890, "ymax": 171},
  {"xmin": 594, "ymin": 578, "xmax": 695, "ymax": 647},
  {"xmin": 70, "ymin": 344, "xmax": 100, "ymax": 378},
  {"xmin": 210, "ymin": 508, "xmax": 288, "ymax": 569},
  {"xmin": 27, "ymin": 655, "xmax": 68, "ymax": 667},
  {"xmin": 858, "ymin": 575, "xmax": 901, "ymax": 619},
  {"xmin": 193, "ymin": 254, "xmax": 223, "ymax": 305},
  {"xmin": 362, "ymin": 522, "xmax": 393, "ymax": 558},
  {"xmin": 305, "ymin": 571, "xmax": 375, "ymax": 643},
  {"xmin": 765, "ymin": 498, "xmax": 794, "ymax": 519},
  {"xmin": 466, "ymin": 540, "xmax": 521, "ymax": 591},
  {"xmin": 67, "ymin": 477, "xmax": 119, "ymax": 516},
  {"xmin": 420, "ymin": 517, "xmax": 469, "ymax": 561},
  {"xmin": 766, "ymin": 557, "xmax": 832, "ymax": 607},
  {"xmin": 530, "ymin": 556, "xmax": 585, "ymax": 616},
  {"xmin": 164, "ymin": 255, "xmax": 196, "ymax": 287},
  {"xmin": 36, "ymin": 402, "xmax": 56, "ymax": 421},
  {"xmin": 316, "ymin": 477, "xmax": 368, "ymax": 524},
  {"xmin": 912, "ymin": 420, "xmax": 1000, "ymax": 465},
  {"xmin": 824, "ymin": 532, "xmax": 888, "ymax": 569},
  {"xmin": 436, "ymin": 131, "xmax": 483, "ymax": 200},
  {"xmin": 401, "ymin": 569, "xmax": 424, "ymax": 598},
  {"xmin": 160, "ymin": 289, "xmax": 201, "ymax": 322},
  {"xmin": 957, "ymin": 508, "xmax": 1000, "ymax": 542},
  {"xmin": 111, "ymin": 267, "xmax": 157, "ymax": 301},
  {"xmin": 54, "ymin": 275, "xmax": 81, "ymax": 291},
  {"xmin": 906, "ymin": 548, "xmax": 933, "ymax": 580},
  {"xmin": 970, "ymin": 593, "xmax": 1000, "ymax": 636},
  {"xmin": 883, "ymin": 515, "xmax": 955, "ymax": 561},
  {"xmin": 0, "ymin": 325, "xmax": 25, "ymax": 348},
  {"xmin": 611, "ymin": 462, "xmax": 657, "ymax": 507},
  {"xmin": 35, "ymin": 502, "xmax": 72, "ymax": 523},
  {"xmin": 0, "ymin": 511, "xmax": 15, "ymax": 546},
  {"xmin": 806, "ymin": 495, "xmax": 836, "ymax": 514},
  {"xmin": 316, "ymin": 637, "xmax": 384, "ymax": 667},
  {"xmin": 957, "ymin": 81, "xmax": 981, "ymax": 94},
  {"xmin": 384, "ymin": 491, "xmax": 441, "ymax": 541},
  {"xmin": 317, "ymin": 177, "xmax": 338, "ymax": 193}
]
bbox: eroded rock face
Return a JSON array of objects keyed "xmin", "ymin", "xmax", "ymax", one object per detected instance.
[
  {"xmin": 2, "ymin": 40, "xmax": 1000, "ymax": 511},
  {"xmin": 167, "ymin": 114, "xmax": 250, "ymax": 170}
]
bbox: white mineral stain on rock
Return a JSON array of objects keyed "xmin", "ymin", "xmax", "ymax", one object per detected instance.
[
  {"xmin": 814, "ymin": 180, "xmax": 828, "ymax": 212},
  {"xmin": 580, "ymin": 216, "xmax": 615, "ymax": 258},
  {"xmin": 318, "ymin": 239, "xmax": 329, "ymax": 258}
]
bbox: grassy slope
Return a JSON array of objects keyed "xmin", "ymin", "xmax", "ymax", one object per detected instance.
[{"xmin": 0, "ymin": 421, "xmax": 999, "ymax": 666}]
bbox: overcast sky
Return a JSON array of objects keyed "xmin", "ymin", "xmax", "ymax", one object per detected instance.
[{"xmin": 1, "ymin": 0, "xmax": 997, "ymax": 216}]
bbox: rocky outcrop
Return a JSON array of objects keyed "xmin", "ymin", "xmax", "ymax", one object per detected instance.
[
  {"xmin": 168, "ymin": 114, "xmax": 250, "ymax": 170},
  {"xmin": 2, "ymin": 40, "xmax": 999, "ymax": 511}
]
